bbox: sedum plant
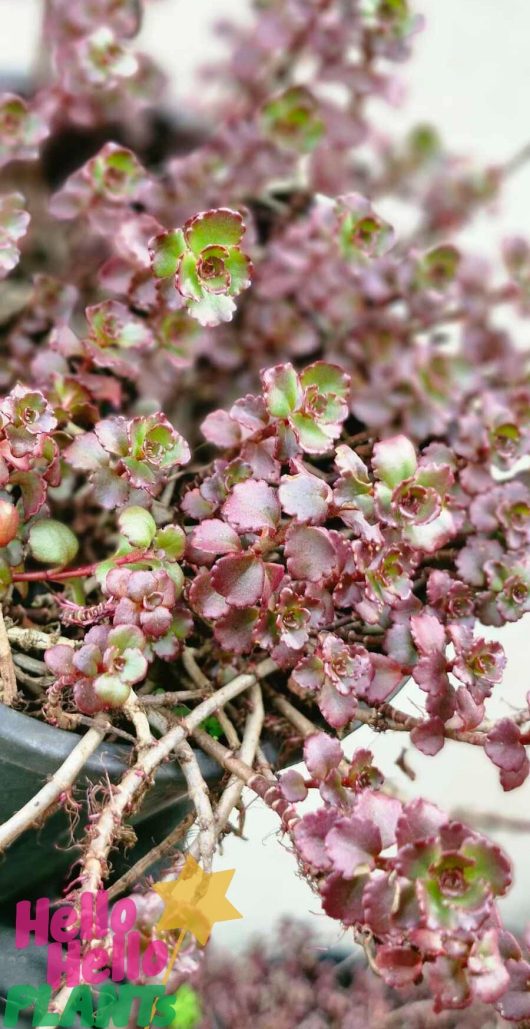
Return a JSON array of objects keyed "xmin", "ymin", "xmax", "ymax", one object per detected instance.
[{"xmin": 1, "ymin": 0, "xmax": 530, "ymax": 1022}]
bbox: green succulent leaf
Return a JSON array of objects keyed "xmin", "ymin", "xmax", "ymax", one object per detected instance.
[
  {"xmin": 28, "ymin": 520, "xmax": 79, "ymax": 567},
  {"xmin": 118, "ymin": 506, "xmax": 157, "ymax": 549},
  {"xmin": 184, "ymin": 208, "xmax": 245, "ymax": 254},
  {"xmin": 150, "ymin": 229, "xmax": 186, "ymax": 278},
  {"xmin": 262, "ymin": 364, "xmax": 302, "ymax": 418},
  {"xmin": 154, "ymin": 525, "xmax": 186, "ymax": 560}
]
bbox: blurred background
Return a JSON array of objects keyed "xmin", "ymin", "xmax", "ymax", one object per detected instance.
[{"xmin": 0, "ymin": 0, "xmax": 529, "ymax": 952}]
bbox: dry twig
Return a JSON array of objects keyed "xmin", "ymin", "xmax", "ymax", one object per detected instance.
[
  {"xmin": 0, "ymin": 714, "xmax": 107, "ymax": 851},
  {"xmin": 0, "ymin": 607, "xmax": 18, "ymax": 705}
]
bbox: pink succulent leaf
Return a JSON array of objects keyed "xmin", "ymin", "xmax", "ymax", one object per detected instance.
[
  {"xmin": 325, "ymin": 816, "xmax": 382, "ymax": 877},
  {"xmin": 284, "ymin": 525, "xmax": 337, "ymax": 581},
  {"xmin": 229, "ymin": 394, "xmax": 269, "ymax": 434},
  {"xmin": 396, "ymin": 798, "xmax": 446, "ymax": 848},
  {"xmin": 222, "ymin": 479, "xmax": 280, "ymax": 532},
  {"xmin": 362, "ymin": 872, "xmax": 398, "ymax": 936},
  {"xmin": 0, "ymin": 192, "xmax": 30, "ymax": 278},
  {"xmin": 320, "ymin": 871, "xmax": 368, "ymax": 925},
  {"xmin": 374, "ymin": 946, "xmax": 423, "ymax": 989},
  {"xmin": 485, "ymin": 719, "xmax": 527, "ymax": 772},
  {"xmin": 188, "ymin": 519, "xmax": 242, "ymax": 557},
  {"xmin": 94, "ymin": 417, "xmax": 129, "ymax": 456},
  {"xmin": 405, "ymin": 508, "xmax": 456, "ymax": 553},
  {"xmin": 279, "ymin": 471, "xmax": 332, "ymax": 523},
  {"xmin": 354, "ymin": 791, "xmax": 402, "ymax": 849},
  {"xmin": 44, "ymin": 644, "xmax": 75, "ymax": 677},
  {"xmin": 456, "ymin": 537, "xmax": 504, "ymax": 587},
  {"xmin": 201, "ymin": 408, "xmax": 242, "ymax": 448},
  {"xmin": 496, "ymin": 959, "xmax": 530, "ymax": 1021},
  {"xmin": 426, "ymin": 954, "xmax": 471, "ymax": 1011},
  {"xmin": 453, "ymin": 685, "xmax": 485, "ymax": 731},
  {"xmin": 412, "ymin": 650, "xmax": 449, "ymax": 695},
  {"xmin": 211, "ymin": 553, "xmax": 265, "ymax": 608},
  {"xmin": 304, "ymin": 732, "xmax": 343, "ymax": 780},
  {"xmin": 188, "ymin": 571, "xmax": 230, "ymax": 619},
  {"xmin": 293, "ymin": 808, "xmax": 337, "ymax": 871},
  {"xmin": 498, "ymin": 757, "xmax": 530, "ymax": 791},
  {"xmin": 213, "ymin": 607, "xmax": 260, "ymax": 653},
  {"xmin": 411, "ymin": 716, "xmax": 445, "ymax": 756},
  {"xmin": 317, "ymin": 680, "xmax": 358, "ymax": 729},
  {"xmin": 291, "ymin": 655, "xmax": 325, "ymax": 692},
  {"xmin": 10, "ymin": 471, "xmax": 47, "ymax": 517},
  {"xmin": 91, "ymin": 468, "xmax": 130, "ymax": 509},
  {"xmin": 64, "ymin": 432, "xmax": 109, "ymax": 471},
  {"xmin": 279, "ymin": 769, "xmax": 308, "ymax": 802},
  {"xmin": 357, "ymin": 653, "xmax": 403, "ymax": 705},
  {"xmin": 410, "ymin": 610, "xmax": 446, "ymax": 655}
]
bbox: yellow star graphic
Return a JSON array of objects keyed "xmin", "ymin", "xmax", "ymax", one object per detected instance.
[{"xmin": 152, "ymin": 855, "xmax": 242, "ymax": 947}]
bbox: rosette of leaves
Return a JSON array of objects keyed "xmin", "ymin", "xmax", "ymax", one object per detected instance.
[
  {"xmin": 336, "ymin": 193, "xmax": 394, "ymax": 262},
  {"xmin": 0, "ymin": 93, "xmax": 49, "ymax": 167},
  {"xmin": 83, "ymin": 299, "xmax": 154, "ymax": 375},
  {"xmin": 0, "ymin": 193, "xmax": 30, "ymax": 278},
  {"xmin": 372, "ymin": 434, "xmax": 455, "ymax": 552},
  {"xmin": 101, "ymin": 556, "xmax": 191, "ymax": 660},
  {"xmin": 261, "ymin": 362, "xmax": 351, "ymax": 455},
  {"xmin": 67, "ymin": 26, "xmax": 139, "ymax": 91},
  {"xmin": 291, "ymin": 632, "xmax": 402, "ymax": 729},
  {"xmin": 361, "ymin": 0, "xmax": 422, "ymax": 45},
  {"xmin": 50, "ymin": 142, "xmax": 150, "ymax": 225},
  {"xmin": 45, "ymin": 0, "xmax": 142, "ymax": 43},
  {"xmin": 414, "ymin": 243, "xmax": 461, "ymax": 291},
  {"xmin": 65, "ymin": 413, "xmax": 190, "ymax": 507},
  {"xmin": 45, "ymin": 624, "xmax": 148, "ymax": 712},
  {"xmin": 395, "ymin": 820, "xmax": 511, "ymax": 932},
  {"xmin": 149, "ymin": 208, "xmax": 252, "ymax": 326},
  {"xmin": 0, "ymin": 385, "xmax": 60, "ymax": 517},
  {"xmin": 261, "ymin": 85, "xmax": 324, "ymax": 152}
]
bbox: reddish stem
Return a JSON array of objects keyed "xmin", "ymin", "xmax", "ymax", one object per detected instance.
[{"xmin": 12, "ymin": 550, "xmax": 150, "ymax": 583}]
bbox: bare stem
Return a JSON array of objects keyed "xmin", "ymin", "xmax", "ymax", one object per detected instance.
[
  {"xmin": 6, "ymin": 625, "xmax": 76, "ymax": 650},
  {"xmin": 191, "ymin": 683, "xmax": 268, "ymax": 855},
  {"xmin": 175, "ymin": 740, "xmax": 216, "ymax": 871},
  {"xmin": 123, "ymin": 692, "xmax": 153, "ymax": 751},
  {"xmin": 183, "ymin": 648, "xmax": 239, "ymax": 746},
  {"xmin": 267, "ymin": 687, "xmax": 321, "ymax": 738},
  {"xmin": 0, "ymin": 715, "xmax": 107, "ymax": 852},
  {"xmin": 106, "ymin": 812, "xmax": 196, "ymax": 901},
  {"xmin": 76, "ymin": 658, "xmax": 276, "ymax": 897},
  {"xmin": 0, "ymin": 607, "xmax": 18, "ymax": 705},
  {"xmin": 141, "ymin": 689, "xmax": 209, "ymax": 704}
]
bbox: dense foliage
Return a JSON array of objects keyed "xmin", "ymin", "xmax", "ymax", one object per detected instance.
[{"xmin": 2, "ymin": 0, "xmax": 530, "ymax": 1021}]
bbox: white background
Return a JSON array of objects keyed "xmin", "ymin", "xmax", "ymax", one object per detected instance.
[{"xmin": 1, "ymin": 0, "xmax": 530, "ymax": 950}]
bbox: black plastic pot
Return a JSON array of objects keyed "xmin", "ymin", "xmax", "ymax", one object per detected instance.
[{"xmin": 0, "ymin": 705, "xmax": 220, "ymax": 1004}]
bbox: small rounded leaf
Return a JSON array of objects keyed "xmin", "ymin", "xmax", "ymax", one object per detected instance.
[
  {"xmin": 118, "ymin": 506, "xmax": 157, "ymax": 549},
  {"xmin": 93, "ymin": 674, "xmax": 131, "ymax": 708},
  {"xmin": 28, "ymin": 520, "xmax": 79, "ymax": 567}
]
